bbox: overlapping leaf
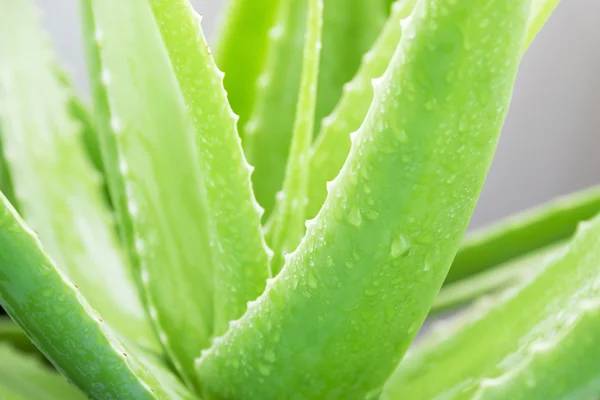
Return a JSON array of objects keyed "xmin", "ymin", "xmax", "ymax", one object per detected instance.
[{"xmin": 196, "ymin": 0, "xmax": 530, "ymax": 398}]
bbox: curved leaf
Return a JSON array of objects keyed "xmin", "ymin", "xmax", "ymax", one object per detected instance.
[
  {"xmin": 195, "ymin": 0, "xmax": 530, "ymax": 398},
  {"xmin": 382, "ymin": 214, "xmax": 600, "ymax": 400},
  {"xmin": 306, "ymin": 0, "xmax": 562, "ymax": 219},
  {"xmin": 0, "ymin": 194, "xmax": 195, "ymax": 399},
  {"xmin": 0, "ymin": 0, "xmax": 155, "ymax": 348},
  {"xmin": 146, "ymin": 0, "xmax": 271, "ymax": 337},
  {"xmin": 447, "ymin": 185, "xmax": 600, "ymax": 284},
  {"xmin": 215, "ymin": 0, "xmax": 280, "ymax": 132},
  {"xmin": 265, "ymin": 0, "xmax": 324, "ymax": 274},
  {"xmin": 244, "ymin": 0, "xmax": 388, "ymax": 217},
  {"xmin": 81, "ymin": 0, "xmax": 215, "ymax": 385}
]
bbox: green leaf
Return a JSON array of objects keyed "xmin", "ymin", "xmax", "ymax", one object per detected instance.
[
  {"xmin": 0, "ymin": 344, "xmax": 85, "ymax": 400},
  {"xmin": 382, "ymin": 213, "xmax": 600, "ymax": 400},
  {"xmin": 432, "ymin": 243, "xmax": 563, "ymax": 315},
  {"xmin": 526, "ymin": 0, "xmax": 561, "ymax": 48},
  {"xmin": 307, "ymin": 0, "xmax": 415, "ymax": 219},
  {"xmin": 314, "ymin": 0, "xmax": 388, "ymax": 134},
  {"xmin": 146, "ymin": 0, "xmax": 271, "ymax": 337},
  {"xmin": 0, "ymin": 132, "xmax": 17, "ymax": 209},
  {"xmin": 242, "ymin": 0, "xmax": 310, "ymax": 217},
  {"xmin": 195, "ymin": 0, "xmax": 530, "ymax": 398},
  {"xmin": 265, "ymin": 0, "xmax": 324, "ymax": 275},
  {"xmin": 80, "ymin": 0, "xmax": 215, "ymax": 385},
  {"xmin": 215, "ymin": 0, "xmax": 280, "ymax": 133},
  {"xmin": 54, "ymin": 68, "xmax": 105, "ymax": 175},
  {"xmin": 0, "ymin": 0, "xmax": 156, "ymax": 349},
  {"xmin": 0, "ymin": 194, "xmax": 196, "ymax": 399},
  {"xmin": 447, "ymin": 185, "xmax": 600, "ymax": 285},
  {"xmin": 244, "ymin": 0, "xmax": 389, "ymax": 218},
  {"xmin": 306, "ymin": 0, "xmax": 561, "ymax": 219}
]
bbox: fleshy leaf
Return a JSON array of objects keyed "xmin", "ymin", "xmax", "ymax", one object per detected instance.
[
  {"xmin": 306, "ymin": 0, "xmax": 561, "ymax": 219},
  {"xmin": 195, "ymin": 0, "xmax": 530, "ymax": 398},
  {"xmin": 307, "ymin": 0, "xmax": 417, "ymax": 219},
  {"xmin": 432, "ymin": 243, "xmax": 563, "ymax": 315},
  {"xmin": 215, "ymin": 0, "xmax": 280, "ymax": 133},
  {"xmin": 0, "ymin": 193, "xmax": 196, "ymax": 399},
  {"xmin": 0, "ymin": 344, "xmax": 85, "ymax": 400},
  {"xmin": 81, "ymin": 0, "xmax": 215, "ymax": 385},
  {"xmin": 146, "ymin": 0, "xmax": 271, "ymax": 337},
  {"xmin": 244, "ymin": 0, "xmax": 388, "ymax": 218},
  {"xmin": 382, "ymin": 214, "xmax": 600, "ymax": 400},
  {"xmin": 0, "ymin": 0, "xmax": 156, "ymax": 349},
  {"xmin": 314, "ymin": 0, "xmax": 388, "ymax": 134},
  {"xmin": 447, "ymin": 185, "xmax": 600, "ymax": 284},
  {"xmin": 526, "ymin": 0, "xmax": 561, "ymax": 48},
  {"xmin": 265, "ymin": 0, "xmax": 324, "ymax": 274},
  {"xmin": 0, "ymin": 132, "xmax": 16, "ymax": 209}
]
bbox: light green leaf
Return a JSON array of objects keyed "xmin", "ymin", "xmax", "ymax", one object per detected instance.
[
  {"xmin": 432, "ymin": 243, "xmax": 563, "ymax": 315},
  {"xmin": 447, "ymin": 185, "xmax": 600, "ymax": 285},
  {"xmin": 526, "ymin": 0, "xmax": 561, "ymax": 48},
  {"xmin": 146, "ymin": 0, "xmax": 271, "ymax": 337},
  {"xmin": 382, "ymin": 213, "xmax": 600, "ymax": 400},
  {"xmin": 244, "ymin": 0, "xmax": 389, "ymax": 218},
  {"xmin": 0, "ymin": 131, "xmax": 16, "ymax": 209},
  {"xmin": 195, "ymin": 0, "xmax": 530, "ymax": 398},
  {"xmin": 0, "ymin": 194, "xmax": 196, "ymax": 399},
  {"xmin": 307, "ymin": 0, "xmax": 417, "ymax": 219},
  {"xmin": 0, "ymin": 0, "xmax": 156, "ymax": 349},
  {"xmin": 215, "ymin": 0, "xmax": 280, "ymax": 133},
  {"xmin": 306, "ymin": 0, "xmax": 561, "ymax": 219},
  {"xmin": 81, "ymin": 0, "xmax": 215, "ymax": 385},
  {"xmin": 265, "ymin": 0, "xmax": 324, "ymax": 275},
  {"xmin": 242, "ymin": 0, "xmax": 309, "ymax": 217},
  {"xmin": 0, "ymin": 344, "xmax": 85, "ymax": 400},
  {"xmin": 314, "ymin": 0, "xmax": 388, "ymax": 134}
]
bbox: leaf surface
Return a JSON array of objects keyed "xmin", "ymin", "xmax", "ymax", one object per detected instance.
[
  {"xmin": 0, "ymin": 0, "xmax": 155, "ymax": 349},
  {"xmin": 146, "ymin": 0, "xmax": 272, "ymax": 337},
  {"xmin": 196, "ymin": 0, "xmax": 530, "ymax": 397},
  {"xmin": 0, "ymin": 194, "xmax": 196, "ymax": 399},
  {"xmin": 382, "ymin": 213, "xmax": 600, "ymax": 400},
  {"xmin": 306, "ymin": 0, "xmax": 561, "ymax": 219},
  {"xmin": 81, "ymin": 0, "xmax": 215, "ymax": 385},
  {"xmin": 265, "ymin": 0, "xmax": 324, "ymax": 274}
]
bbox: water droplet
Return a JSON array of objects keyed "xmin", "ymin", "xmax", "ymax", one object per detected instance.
[
  {"xmin": 307, "ymin": 270, "xmax": 318, "ymax": 289},
  {"xmin": 391, "ymin": 235, "xmax": 410, "ymax": 258},
  {"xmin": 257, "ymin": 363, "xmax": 271, "ymax": 376},
  {"xmin": 347, "ymin": 206, "xmax": 362, "ymax": 227},
  {"xmin": 264, "ymin": 349, "xmax": 276, "ymax": 362}
]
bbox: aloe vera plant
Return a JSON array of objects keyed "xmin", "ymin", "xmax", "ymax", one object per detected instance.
[{"xmin": 2, "ymin": 0, "xmax": 598, "ymax": 399}]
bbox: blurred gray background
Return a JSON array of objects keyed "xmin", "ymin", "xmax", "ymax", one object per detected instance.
[{"xmin": 36, "ymin": 0, "xmax": 600, "ymax": 229}]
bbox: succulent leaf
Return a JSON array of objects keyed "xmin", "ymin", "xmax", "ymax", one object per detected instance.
[
  {"xmin": 81, "ymin": 0, "xmax": 215, "ymax": 385},
  {"xmin": 0, "ymin": 0, "xmax": 155, "ymax": 349},
  {"xmin": 306, "ymin": 0, "xmax": 561, "ymax": 220},
  {"xmin": 244, "ymin": 0, "xmax": 388, "ymax": 218},
  {"xmin": 195, "ymin": 0, "xmax": 530, "ymax": 398},
  {"xmin": 216, "ymin": 0, "xmax": 281, "ymax": 133},
  {"xmin": 0, "ymin": 318, "xmax": 37, "ymax": 355},
  {"xmin": 448, "ymin": 185, "xmax": 600, "ymax": 284},
  {"xmin": 0, "ymin": 194, "xmax": 195, "ymax": 399},
  {"xmin": 265, "ymin": 0, "xmax": 324, "ymax": 275},
  {"xmin": 382, "ymin": 213, "xmax": 600, "ymax": 400},
  {"xmin": 146, "ymin": 0, "xmax": 272, "ymax": 338}
]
